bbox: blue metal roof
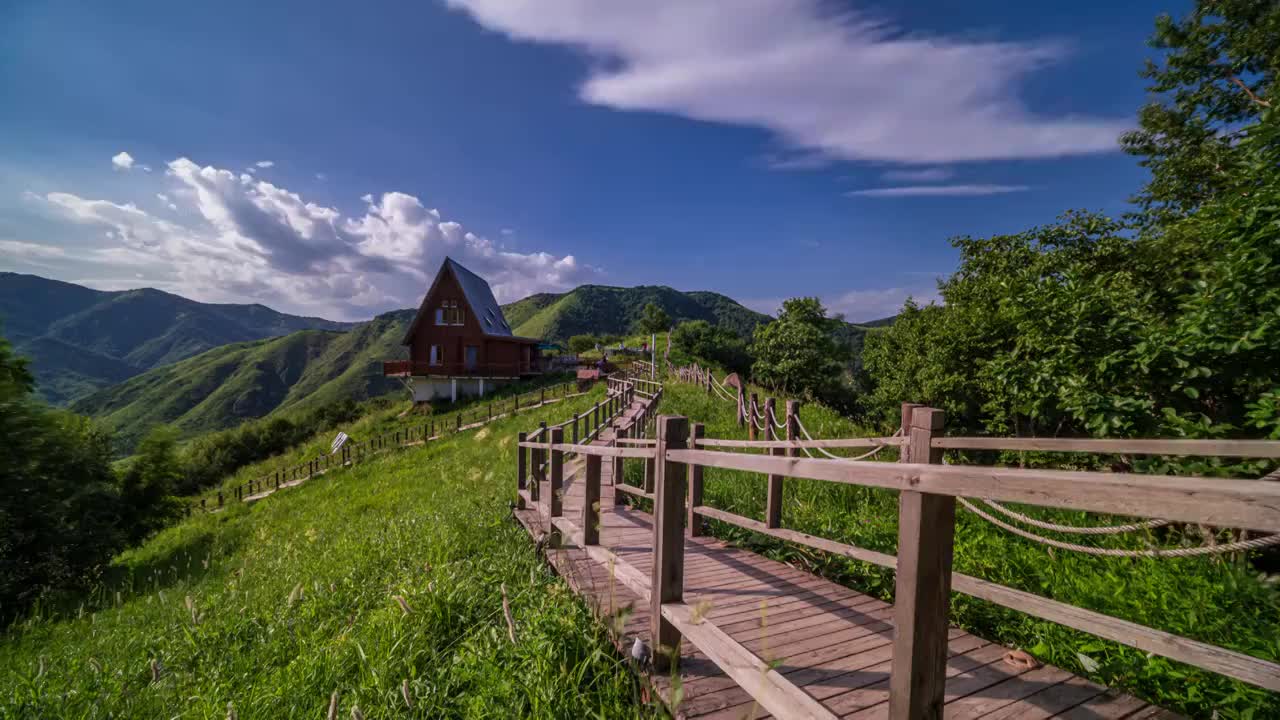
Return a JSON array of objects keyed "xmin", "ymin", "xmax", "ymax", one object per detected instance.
[{"xmin": 445, "ymin": 258, "xmax": 514, "ymax": 337}]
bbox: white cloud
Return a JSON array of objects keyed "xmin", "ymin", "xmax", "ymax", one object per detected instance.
[
  {"xmin": 744, "ymin": 284, "xmax": 940, "ymax": 322},
  {"xmin": 846, "ymin": 184, "xmax": 1028, "ymax": 197},
  {"xmin": 824, "ymin": 286, "xmax": 940, "ymax": 321},
  {"xmin": 31, "ymin": 157, "xmax": 597, "ymax": 319},
  {"xmin": 255, "ymin": 160, "xmax": 275, "ymax": 168},
  {"xmin": 881, "ymin": 167, "xmax": 954, "ymax": 183},
  {"xmin": 0, "ymin": 239, "xmax": 69, "ymax": 261},
  {"xmin": 111, "ymin": 151, "xmax": 135, "ymax": 170},
  {"xmin": 447, "ymin": 0, "xmax": 1128, "ymax": 164}
]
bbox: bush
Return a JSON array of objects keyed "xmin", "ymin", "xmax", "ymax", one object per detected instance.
[
  {"xmin": 567, "ymin": 334, "xmax": 597, "ymax": 354},
  {"xmin": 670, "ymin": 320, "xmax": 752, "ymax": 375}
]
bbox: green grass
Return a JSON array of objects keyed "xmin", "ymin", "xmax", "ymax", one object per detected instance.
[
  {"xmin": 199, "ymin": 375, "xmax": 580, "ymax": 501},
  {"xmin": 657, "ymin": 378, "xmax": 1280, "ymax": 718},
  {"xmin": 0, "ymin": 384, "xmax": 658, "ymax": 719}
]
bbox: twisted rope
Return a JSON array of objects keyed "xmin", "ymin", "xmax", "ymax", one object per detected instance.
[
  {"xmin": 793, "ymin": 417, "xmax": 897, "ymax": 461},
  {"xmin": 957, "ymin": 498, "xmax": 1280, "ymax": 557},
  {"xmin": 978, "ymin": 499, "xmax": 1172, "ymax": 535}
]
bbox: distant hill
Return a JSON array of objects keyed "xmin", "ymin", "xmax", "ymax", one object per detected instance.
[
  {"xmin": 70, "ymin": 310, "xmax": 413, "ymax": 453},
  {"xmin": 501, "ymin": 285, "xmax": 770, "ymax": 341},
  {"xmin": 0, "ymin": 273, "xmax": 354, "ymax": 405}
]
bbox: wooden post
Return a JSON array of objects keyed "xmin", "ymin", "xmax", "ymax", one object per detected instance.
[
  {"xmin": 736, "ymin": 385, "xmax": 745, "ymax": 428},
  {"xmin": 540, "ymin": 388, "xmax": 545, "ymax": 405},
  {"xmin": 747, "ymin": 393, "xmax": 759, "ymax": 441},
  {"xmin": 456, "ymin": 413, "xmax": 462, "ymax": 431},
  {"xmin": 644, "ymin": 437, "xmax": 656, "ymax": 494},
  {"xmin": 583, "ymin": 453, "xmax": 601, "ymax": 545},
  {"xmin": 687, "ymin": 423, "xmax": 705, "ymax": 536},
  {"xmin": 651, "ymin": 415, "xmax": 689, "ymax": 672},
  {"xmin": 548, "ymin": 426, "xmax": 564, "ymax": 545},
  {"xmin": 889, "ymin": 405, "xmax": 952, "ymax": 720},
  {"xmin": 531, "ymin": 422, "xmax": 546, "ymax": 502},
  {"xmin": 764, "ymin": 398, "xmax": 785, "ymax": 528},
  {"xmin": 516, "ymin": 431, "xmax": 528, "ymax": 510},
  {"xmin": 488, "ymin": 402, "xmax": 492, "ymax": 420},
  {"xmin": 514, "ymin": 394, "xmax": 519, "ymax": 412},
  {"xmin": 612, "ymin": 438, "xmax": 626, "ymax": 506},
  {"xmin": 572, "ymin": 414, "xmax": 580, "ymax": 444},
  {"xmin": 218, "ymin": 491, "xmax": 224, "ymax": 507},
  {"xmin": 594, "ymin": 402, "xmax": 601, "ymax": 434}
]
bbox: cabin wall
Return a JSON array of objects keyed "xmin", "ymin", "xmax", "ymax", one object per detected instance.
[
  {"xmin": 408, "ymin": 270, "xmax": 489, "ymax": 367},
  {"xmin": 405, "ymin": 268, "xmax": 537, "ymax": 376}
]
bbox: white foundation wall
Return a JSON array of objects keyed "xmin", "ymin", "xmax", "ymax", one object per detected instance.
[{"xmin": 408, "ymin": 376, "xmax": 511, "ymax": 404}]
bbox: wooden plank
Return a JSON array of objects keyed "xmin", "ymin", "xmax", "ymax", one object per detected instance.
[
  {"xmin": 652, "ymin": 415, "xmax": 689, "ymax": 672},
  {"xmin": 661, "ymin": 601, "xmax": 839, "ymax": 720},
  {"xmin": 695, "ymin": 506, "xmax": 898, "ymax": 570},
  {"xmin": 693, "ymin": 506, "xmax": 1280, "ymax": 691},
  {"xmin": 949, "ymin": 573, "xmax": 1280, "ymax": 692},
  {"xmin": 664, "ymin": 449, "xmax": 1280, "ymax": 531},
  {"xmin": 889, "ymin": 406, "xmax": 952, "ymax": 720},
  {"xmin": 932, "ymin": 436, "xmax": 1280, "ymax": 458},
  {"xmin": 615, "ymin": 483, "xmax": 654, "ymax": 501}
]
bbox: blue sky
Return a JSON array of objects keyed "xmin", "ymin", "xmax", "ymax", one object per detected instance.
[{"xmin": 0, "ymin": 0, "xmax": 1182, "ymax": 321}]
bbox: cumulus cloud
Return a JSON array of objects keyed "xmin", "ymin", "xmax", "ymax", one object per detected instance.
[
  {"xmin": 30, "ymin": 157, "xmax": 596, "ymax": 319},
  {"xmin": 846, "ymin": 184, "xmax": 1028, "ymax": 197},
  {"xmin": 111, "ymin": 152, "xmax": 135, "ymax": 170},
  {"xmin": 447, "ymin": 0, "xmax": 1128, "ymax": 164}
]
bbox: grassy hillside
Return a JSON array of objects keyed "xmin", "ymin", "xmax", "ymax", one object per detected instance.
[
  {"xmin": 0, "ymin": 387, "xmax": 654, "ymax": 719},
  {"xmin": 72, "ymin": 310, "xmax": 413, "ymax": 453},
  {"xmin": 656, "ymin": 377, "xmax": 1279, "ymax": 717},
  {"xmin": 0, "ymin": 273, "xmax": 353, "ymax": 405},
  {"xmin": 502, "ymin": 285, "xmax": 769, "ymax": 341}
]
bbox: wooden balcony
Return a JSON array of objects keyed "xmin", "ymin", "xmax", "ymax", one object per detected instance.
[{"xmin": 382, "ymin": 360, "xmax": 543, "ymax": 378}]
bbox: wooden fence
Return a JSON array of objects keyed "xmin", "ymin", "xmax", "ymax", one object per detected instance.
[
  {"xmin": 193, "ymin": 379, "xmax": 582, "ymax": 512},
  {"xmin": 518, "ymin": 365, "xmax": 1280, "ymax": 720}
]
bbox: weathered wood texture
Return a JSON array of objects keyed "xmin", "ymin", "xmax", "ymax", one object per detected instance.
[{"xmin": 513, "ymin": 402, "xmax": 1166, "ymax": 719}]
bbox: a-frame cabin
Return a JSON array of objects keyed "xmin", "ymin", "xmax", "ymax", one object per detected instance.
[{"xmin": 383, "ymin": 257, "xmax": 542, "ymax": 402}]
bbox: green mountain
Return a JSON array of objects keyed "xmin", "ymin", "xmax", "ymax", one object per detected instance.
[
  {"xmin": 70, "ymin": 310, "xmax": 413, "ymax": 452},
  {"xmin": 501, "ymin": 285, "xmax": 770, "ymax": 341},
  {"xmin": 0, "ymin": 273, "xmax": 353, "ymax": 405}
]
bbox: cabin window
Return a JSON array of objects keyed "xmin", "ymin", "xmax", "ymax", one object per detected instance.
[
  {"xmin": 429, "ymin": 344, "xmax": 442, "ymax": 365},
  {"xmin": 436, "ymin": 300, "xmax": 465, "ymax": 326}
]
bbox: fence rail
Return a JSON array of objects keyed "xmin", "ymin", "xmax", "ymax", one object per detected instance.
[
  {"xmin": 194, "ymin": 379, "xmax": 581, "ymax": 512},
  {"xmin": 518, "ymin": 362, "xmax": 1280, "ymax": 719}
]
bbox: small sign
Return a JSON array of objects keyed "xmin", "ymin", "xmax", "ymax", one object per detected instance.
[{"xmin": 331, "ymin": 432, "xmax": 349, "ymax": 454}]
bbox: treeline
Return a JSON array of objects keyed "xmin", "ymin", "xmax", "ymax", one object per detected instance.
[
  {"xmin": 0, "ymin": 330, "xmax": 391, "ymax": 621},
  {"xmin": 0, "ymin": 334, "xmax": 184, "ymax": 621},
  {"xmin": 673, "ymin": 0, "xmax": 1280, "ymax": 467}
]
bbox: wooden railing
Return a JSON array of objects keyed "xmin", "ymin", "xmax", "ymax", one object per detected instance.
[
  {"xmin": 514, "ymin": 373, "xmax": 658, "ymax": 516},
  {"xmin": 517, "ymin": 380, "xmax": 1280, "ymax": 719},
  {"xmin": 194, "ymin": 379, "xmax": 581, "ymax": 512}
]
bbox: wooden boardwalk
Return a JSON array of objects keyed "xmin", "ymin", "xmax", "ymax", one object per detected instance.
[{"xmin": 514, "ymin": 412, "xmax": 1172, "ymax": 719}]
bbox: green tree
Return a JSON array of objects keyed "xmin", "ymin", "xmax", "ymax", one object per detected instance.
[
  {"xmin": 1121, "ymin": 0, "xmax": 1280, "ymax": 219},
  {"xmin": 0, "ymin": 329, "xmax": 125, "ymax": 619},
  {"xmin": 567, "ymin": 334, "xmax": 598, "ymax": 354},
  {"xmin": 635, "ymin": 302, "xmax": 671, "ymax": 335},
  {"xmin": 119, "ymin": 426, "xmax": 186, "ymax": 544},
  {"xmin": 750, "ymin": 298, "xmax": 847, "ymax": 402},
  {"xmin": 670, "ymin": 320, "xmax": 751, "ymax": 375}
]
